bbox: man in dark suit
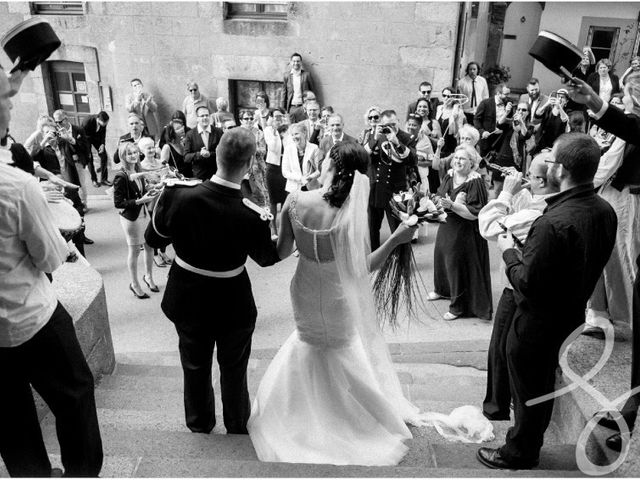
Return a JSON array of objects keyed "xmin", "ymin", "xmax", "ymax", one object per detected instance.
[
  {"xmin": 366, "ymin": 109, "xmax": 416, "ymax": 251},
  {"xmin": 282, "ymin": 53, "xmax": 315, "ymax": 113},
  {"xmin": 518, "ymin": 78, "xmax": 548, "ymax": 128},
  {"xmin": 145, "ymin": 128, "xmax": 280, "ymax": 435},
  {"xmin": 474, "ymin": 83, "xmax": 513, "ymax": 157},
  {"xmin": 52, "ymin": 109, "xmax": 91, "ymax": 208},
  {"xmin": 112, "ymin": 113, "xmax": 151, "ymax": 165},
  {"xmin": 477, "ymin": 133, "xmax": 617, "ymax": 470},
  {"xmin": 82, "ymin": 111, "xmax": 111, "ymax": 187},
  {"xmin": 406, "ymin": 81, "xmax": 439, "ymax": 121},
  {"xmin": 184, "ymin": 106, "xmax": 223, "ymax": 181},
  {"xmin": 316, "ymin": 113, "xmax": 357, "ymax": 173}
]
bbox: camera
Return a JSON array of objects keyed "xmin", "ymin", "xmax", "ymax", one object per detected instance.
[{"xmin": 379, "ymin": 125, "xmax": 392, "ymax": 135}]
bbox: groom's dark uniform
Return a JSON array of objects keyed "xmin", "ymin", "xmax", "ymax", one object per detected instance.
[{"xmin": 145, "ymin": 177, "xmax": 280, "ymax": 434}]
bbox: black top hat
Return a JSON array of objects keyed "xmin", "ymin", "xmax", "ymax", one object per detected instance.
[
  {"xmin": 1, "ymin": 18, "xmax": 61, "ymax": 73},
  {"xmin": 529, "ymin": 31, "xmax": 583, "ymax": 78}
]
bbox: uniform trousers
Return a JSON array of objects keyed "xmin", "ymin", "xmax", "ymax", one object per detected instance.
[
  {"xmin": 483, "ymin": 287, "xmax": 516, "ymax": 420},
  {"xmin": 0, "ymin": 302, "xmax": 103, "ymax": 477},
  {"xmin": 368, "ymin": 203, "xmax": 400, "ymax": 251},
  {"xmin": 174, "ymin": 322, "xmax": 255, "ymax": 435}
]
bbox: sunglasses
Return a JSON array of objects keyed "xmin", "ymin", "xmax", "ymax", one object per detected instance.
[
  {"xmin": 420, "ymin": 90, "xmax": 432, "ymax": 94},
  {"xmin": 368, "ymin": 115, "xmax": 380, "ymax": 120},
  {"xmin": 55, "ymin": 119, "xmax": 65, "ymax": 124},
  {"xmin": 189, "ymin": 89, "xmax": 198, "ymax": 92},
  {"xmin": 443, "ymin": 94, "xmax": 451, "ymax": 98}
]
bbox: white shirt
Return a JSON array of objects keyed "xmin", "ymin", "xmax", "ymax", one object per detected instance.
[
  {"xmin": 198, "ymin": 124, "xmax": 212, "ymax": 147},
  {"xmin": 457, "ymin": 75, "xmax": 490, "ymax": 114},
  {"xmin": 291, "ymin": 69, "xmax": 303, "ymax": 106},
  {"xmin": 0, "ymin": 159, "xmax": 69, "ymax": 347},
  {"xmin": 599, "ymin": 76, "xmax": 613, "ymax": 104},
  {"xmin": 211, "ymin": 174, "xmax": 241, "ymax": 190}
]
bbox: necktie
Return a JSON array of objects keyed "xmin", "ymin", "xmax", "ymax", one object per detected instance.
[{"xmin": 471, "ymin": 79, "xmax": 476, "ymax": 108}]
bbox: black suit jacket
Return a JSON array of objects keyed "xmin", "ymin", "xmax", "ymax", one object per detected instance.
[
  {"xmin": 316, "ymin": 133, "xmax": 357, "ymax": 172},
  {"xmin": 474, "ymin": 98, "xmax": 511, "ymax": 156},
  {"xmin": 113, "ymin": 170, "xmax": 146, "ymax": 221},
  {"xmin": 587, "ymin": 73, "xmax": 621, "ymax": 97},
  {"xmin": 56, "ymin": 125, "xmax": 90, "ymax": 167},
  {"xmin": 184, "ymin": 126, "xmax": 223, "ymax": 181},
  {"xmin": 282, "ymin": 69, "xmax": 315, "ymax": 111},
  {"xmin": 81, "ymin": 115, "xmax": 107, "ymax": 150},
  {"xmin": 113, "ymin": 132, "xmax": 153, "ymax": 164},
  {"xmin": 145, "ymin": 181, "xmax": 280, "ymax": 329}
]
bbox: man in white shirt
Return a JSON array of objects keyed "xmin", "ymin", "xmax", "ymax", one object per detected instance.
[
  {"xmin": 458, "ymin": 61, "xmax": 490, "ymax": 123},
  {"xmin": 181, "ymin": 81, "xmax": 216, "ymax": 129},
  {"xmin": 282, "ymin": 53, "xmax": 315, "ymax": 113},
  {"xmin": 0, "ymin": 63, "xmax": 103, "ymax": 477},
  {"xmin": 478, "ymin": 152, "xmax": 558, "ymax": 422}
]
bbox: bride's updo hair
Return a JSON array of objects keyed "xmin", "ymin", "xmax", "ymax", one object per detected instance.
[{"xmin": 323, "ymin": 142, "xmax": 370, "ymax": 208}]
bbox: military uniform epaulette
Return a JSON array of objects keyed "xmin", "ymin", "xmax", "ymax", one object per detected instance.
[
  {"xmin": 165, "ymin": 179, "xmax": 202, "ymax": 188},
  {"xmin": 242, "ymin": 198, "xmax": 274, "ymax": 221}
]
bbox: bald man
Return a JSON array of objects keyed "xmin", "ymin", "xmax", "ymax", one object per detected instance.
[{"xmin": 145, "ymin": 128, "xmax": 280, "ymax": 435}]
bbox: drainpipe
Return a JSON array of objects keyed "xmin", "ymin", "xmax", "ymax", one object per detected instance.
[{"xmin": 452, "ymin": 2, "xmax": 468, "ymax": 88}]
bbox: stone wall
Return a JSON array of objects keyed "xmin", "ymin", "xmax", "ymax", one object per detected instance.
[{"xmin": 0, "ymin": 1, "xmax": 459, "ymax": 150}]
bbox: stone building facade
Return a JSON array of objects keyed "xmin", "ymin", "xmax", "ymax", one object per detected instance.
[{"xmin": 0, "ymin": 1, "xmax": 460, "ymax": 150}]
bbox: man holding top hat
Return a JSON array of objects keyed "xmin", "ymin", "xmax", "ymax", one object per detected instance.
[
  {"xmin": 145, "ymin": 127, "xmax": 281, "ymax": 435},
  {"xmin": 0, "ymin": 51, "xmax": 103, "ymax": 476}
]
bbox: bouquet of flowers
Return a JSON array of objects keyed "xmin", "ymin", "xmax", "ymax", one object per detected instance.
[{"xmin": 374, "ymin": 184, "xmax": 446, "ymax": 328}]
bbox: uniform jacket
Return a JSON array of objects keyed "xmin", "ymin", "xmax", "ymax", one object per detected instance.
[{"xmin": 145, "ymin": 180, "xmax": 280, "ymax": 329}]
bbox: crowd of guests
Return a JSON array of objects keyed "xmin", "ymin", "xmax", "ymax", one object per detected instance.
[{"xmin": 5, "ymin": 44, "xmax": 640, "ymax": 474}]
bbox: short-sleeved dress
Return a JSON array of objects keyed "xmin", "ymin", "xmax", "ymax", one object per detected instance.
[{"xmin": 433, "ymin": 174, "xmax": 493, "ymax": 320}]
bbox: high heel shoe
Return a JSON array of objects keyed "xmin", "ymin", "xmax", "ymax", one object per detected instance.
[
  {"xmin": 143, "ymin": 275, "xmax": 160, "ymax": 292},
  {"xmin": 129, "ymin": 283, "xmax": 150, "ymax": 299}
]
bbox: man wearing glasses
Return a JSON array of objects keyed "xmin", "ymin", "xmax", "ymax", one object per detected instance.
[
  {"xmin": 477, "ymin": 134, "xmax": 617, "ymax": 470},
  {"xmin": 478, "ymin": 151, "xmax": 558, "ymax": 423},
  {"xmin": 184, "ymin": 106, "xmax": 223, "ymax": 180},
  {"xmin": 406, "ymin": 81, "xmax": 439, "ymax": 121},
  {"xmin": 182, "ymin": 81, "xmax": 216, "ymax": 129}
]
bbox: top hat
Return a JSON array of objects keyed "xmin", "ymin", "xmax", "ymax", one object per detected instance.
[
  {"xmin": 1, "ymin": 18, "xmax": 61, "ymax": 73},
  {"xmin": 529, "ymin": 31, "xmax": 583, "ymax": 78}
]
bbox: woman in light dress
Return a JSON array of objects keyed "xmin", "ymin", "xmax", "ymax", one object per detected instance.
[{"xmin": 249, "ymin": 143, "xmax": 421, "ymax": 465}]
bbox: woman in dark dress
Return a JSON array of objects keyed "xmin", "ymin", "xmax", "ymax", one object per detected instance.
[
  {"xmin": 160, "ymin": 111, "xmax": 190, "ymax": 177},
  {"xmin": 264, "ymin": 107, "xmax": 289, "ymax": 237},
  {"xmin": 429, "ymin": 144, "xmax": 492, "ymax": 320}
]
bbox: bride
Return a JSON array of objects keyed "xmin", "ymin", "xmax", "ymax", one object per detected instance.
[{"xmin": 247, "ymin": 142, "xmax": 422, "ymax": 465}]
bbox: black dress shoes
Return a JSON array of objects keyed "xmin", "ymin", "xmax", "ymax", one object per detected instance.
[
  {"xmin": 476, "ymin": 447, "xmax": 539, "ymax": 470},
  {"xmin": 101, "ymin": 180, "xmax": 113, "ymax": 186},
  {"xmin": 606, "ymin": 433, "xmax": 623, "ymax": 452},
  {"xmin": 83, "ymin": 236, "xmax": 95, "ymax": 245}
]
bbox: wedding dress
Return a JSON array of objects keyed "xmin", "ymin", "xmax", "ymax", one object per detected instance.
[{"xmin": 247, "ymin": 172, "xmax": 493, "ymax": 466}]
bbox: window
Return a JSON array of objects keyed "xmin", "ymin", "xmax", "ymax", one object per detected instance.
[
  {"xmin": 586, "ymin": 26, "xmax": 620, "ymax": 62},
  {"xmin": 46, "ymin": 61, "xmax": 91, "ymax": 126},
  {"xmin": 30, "ymin": 1, "xmax": 84, "ymax": 15},
  {"xmin": 229, "ymin": 80, "xmax": 284, "ymax": 120},
  {"xmin": 225, "ymin": 2, "xmax": 287, "ymax": 20}
]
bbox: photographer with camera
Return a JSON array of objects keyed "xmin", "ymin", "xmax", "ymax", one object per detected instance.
[
  {"xmin": 367, "ymin": 109, "xmax": 417, "ymax": 250},
  {"xmin": 531, "ymin": 89, "xmax": 569, "ymax": 155}
]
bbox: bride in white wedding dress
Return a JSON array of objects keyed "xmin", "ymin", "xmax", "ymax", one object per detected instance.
[{"xmin": 247, "ymin": 143, "xmax": 492, "ymax": 466}]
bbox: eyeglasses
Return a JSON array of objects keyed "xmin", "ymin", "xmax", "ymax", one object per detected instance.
[
  {"xmin": 544, "ymin": 159, "xmax": 560, "ymax": 164},
  {"xmin": 516, "ymin": 108, "xmax": 529, "ymax": 112},
  {"xmin": 54, "ymin": 119, "xmax": 65, "ymax": 124},
  {"xmin": 241, "ymin": 117, "xmax": 253, "ymax": 121},
  {"xmin": 368, "ymin": 115, "xmax": 380, "ymax": 121},
  {"xmin": 420, "ymin": 90, "xmax": 432, "ymax": 95},
  {"xmin": 525, "ymin": 172, "xmax": 545, "ymax": 180},
  {"xmin": 442, "ymin": 94, "xmax": 451, "ymax": 98},
  {"xmin": 197, "ymin": 114, "xmax": 209, "ymax": 118},
  {"xmin": 189, "ymin": 89, "xmax": 198, "ymax": 92}
]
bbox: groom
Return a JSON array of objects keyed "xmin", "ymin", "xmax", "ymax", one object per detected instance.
[{"xmin": 145, "ymin": 128, "xmax": 280, "ymax": 434}]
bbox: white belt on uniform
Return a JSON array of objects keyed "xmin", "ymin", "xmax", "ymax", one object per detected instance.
[{"xmin": 175, "ymin": 256, "xmax": 245, "ymax": 278}]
